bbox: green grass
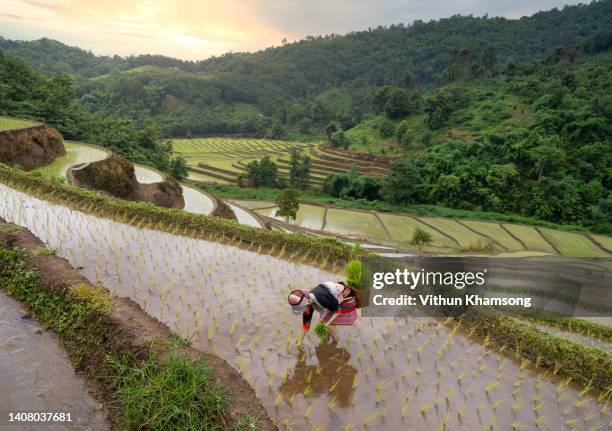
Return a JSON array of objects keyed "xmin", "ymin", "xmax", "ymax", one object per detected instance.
[
  {"xmin": 109, "ymin": 352, "xmax": 229, "ymax": 431},
  {"xmin": 0, "ymin": 116, "xmax": 39, "ymax": 131},
  {"xmin": 344, "ymin": 115, "xmax": 403, "ymax": 155}
]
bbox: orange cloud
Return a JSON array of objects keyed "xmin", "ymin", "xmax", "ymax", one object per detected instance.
[{"xmin": 1, "ymin": 0, "xmax": 288, "ymax": 59}]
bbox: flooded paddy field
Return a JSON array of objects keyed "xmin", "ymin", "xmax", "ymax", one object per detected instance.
[
  {"xmin": 0, "ymin": 290, "xmax": 108, "ymax": 430},
  {"xmin": 37, "ymin": 141, "xmax": 216, "ymax": 216},
  {"xmin": 38, "ymin": 142, "xmax": 108, "ymax": 179},
  {"xmin": 246, "ymin": 200, "xmax": 611, "ymax": 258},
  {"xmin": 0, "ymin": 184, "xmax": 610, "ymax": 431}
]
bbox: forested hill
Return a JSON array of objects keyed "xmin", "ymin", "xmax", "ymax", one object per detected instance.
[
  {"xmin": 1, "ymin": 2, "xmax": 611, "ymax": 138},
  {"xmin": 2, "ymin": 1, "xmax": 611, "ymax": 87},
  {"xmin": 198, "ymin": 0, "xmax": 612, "ymax": 89}
]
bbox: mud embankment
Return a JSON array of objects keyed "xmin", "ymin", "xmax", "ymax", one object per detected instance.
[
  {"xmin": 212, "ymin": 198, "xmax": 237, "ymax": 221},
  {"xmin": 67, "ymin": 154, "xmax": 185, "ymax": 209},
  {"xmin": 0, "ymin": 220, "xmax": 277, "ymax": 430},
  {"xmin": 0, "ymin": 125, "xmax": 65, "ymax": 170}
]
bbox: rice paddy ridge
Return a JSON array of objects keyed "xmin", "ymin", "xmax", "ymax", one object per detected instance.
[
  {"xmin": 0, "ymin": 164, "xmax": 359, "ymax": 268},
  {"xmin": 0, "ymin": 182, "xmax": 610, "ymax": 430}
]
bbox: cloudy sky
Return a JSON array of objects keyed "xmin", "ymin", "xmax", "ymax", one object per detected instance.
[{"xmin": 1, "ymin": 1, "xmax": 584, "ymax": 60}]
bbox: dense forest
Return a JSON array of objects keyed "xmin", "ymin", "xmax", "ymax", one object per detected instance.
[
  {"xmin": 1, "ymin": 1, "xmax": 611, "ymax": 137},
  {"xmin": 0, "ymin": 1, "xmax": 610, "ymax": 232}
]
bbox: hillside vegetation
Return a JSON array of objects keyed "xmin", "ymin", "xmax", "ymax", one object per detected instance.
[
  {"xmin": 1, "ymin": 1, "xmax": 610, "ymax": 137},
  {"xmin": 359, "ymin": 53, "xmax": 612, "ymax": 232},
  {"xmin": 0, "ymin": 52, "xmax": 187, "ymax": 179},
  {"xmin": 0, "ymin": 1, "xmax": 610, "ymax": 234}
]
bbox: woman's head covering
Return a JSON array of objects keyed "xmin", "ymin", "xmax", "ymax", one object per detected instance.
[{"xmin": 288, "ymin": 289, "xmax": 308, "ymax": 314}]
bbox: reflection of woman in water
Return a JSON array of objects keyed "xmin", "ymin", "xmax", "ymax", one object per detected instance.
[
  {"xmin": 279, "ymin": 342, "xmax": 357, "ymax": 408},
  {"xmin": 288, "ymin": 281, "xmax": 357, "ymax": 344}
]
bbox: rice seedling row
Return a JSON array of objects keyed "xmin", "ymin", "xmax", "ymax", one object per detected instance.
[{"xmin": 0, "ymin": 182, "xmax": 609, "ymax": 431}]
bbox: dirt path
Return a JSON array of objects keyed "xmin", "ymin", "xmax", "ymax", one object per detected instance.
[{"xmin": 0, "ymin": 290, "xmax": 109, "ymax": 430}]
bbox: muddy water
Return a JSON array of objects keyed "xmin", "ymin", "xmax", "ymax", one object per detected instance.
[
  {"xmin": 226, "ymin": 202, "xmax": 263, "ymax": 228},
  {"xmin": 39, "ymin": 142, "xmax": 215, "ymax": 216},
  {"xmin": 0, "ymin": 183, "xmax": 610, "ymax": 431},
  {"xmin": 133, "ymin": 164, "xmax": 164, "ymax": 183},
  {"xmin": 0, "ymin": 290, "xmax": 108, "ymax": 430},
  {"xmin": 38, "ymin": 142, "xmax": 108, "ymax": 178},
  {"xmin": 255, "ymin": 204, "xmax": 325, "ymax": 230},
  {"xmin": 533, "ymin": 323, "xmax": 612, "ymax": 353}
]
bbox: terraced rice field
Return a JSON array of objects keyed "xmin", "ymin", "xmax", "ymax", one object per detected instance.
[
  {"xmin": 172, "ymin": 137, "xmax": 392, "ymax": 185},
  {"xmin": 592, "ymin": 234, "xmax": 612, "ymax": 252},
  {"xmin": 248, "ymin": 200, "xmax": 612, "ymax": 257},
  {"xmin": 461, "ymin": 220, "xmax": 525, "ymax": 251},
  {"xmin": 172, "ymin": 137, "xmax": 310, "ymax": 183},
  {"xmin": 324, "ymin": 208, "xmax": 388, "ymax": 239},
  {"xmin": 0, "ymin": 116, "xmax": 39, "ymax": 131},
  {"xmin": 38, "ymin": 141, "xmax": 216, "ymax": 216},
  {"xmin": 539, "ymin": 228, "xmax": 611, "ymax": 257},
  {"xmin": 254, "ymin": 203, "xmax": 326, "ymax": 230},
  {"xmin": 502, "ymin": 224, "xmax": 557, "ymax": 254},
  {"xmin": 1, "ymin": 184, "xmax": 610, "ymax": 431},
  {"xmin": 377, "ymin": 213, "xmax": 458, "ymax": 252},
  {"xmin": 38, "ymin": 141, "xmax": 109, "ymax": 178}
]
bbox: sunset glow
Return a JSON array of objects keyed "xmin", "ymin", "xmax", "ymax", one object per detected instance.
[{"xmin": 1, "ymin": 0, "xmax": 584, "ymax": 60}]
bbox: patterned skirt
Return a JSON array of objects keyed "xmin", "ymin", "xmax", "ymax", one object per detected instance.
[{"xmin": 321, "ymin": 297, "xmax": 357, "ymax": 325}]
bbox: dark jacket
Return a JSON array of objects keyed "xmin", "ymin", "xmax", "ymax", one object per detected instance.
[{"xmin": 302, "ymin": 284, "xmax": 340, "ymax": 329}]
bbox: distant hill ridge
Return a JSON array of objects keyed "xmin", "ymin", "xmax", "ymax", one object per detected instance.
[{"xmin": 1, "ymin": 0, "xmax": 610, "ymax": 88}]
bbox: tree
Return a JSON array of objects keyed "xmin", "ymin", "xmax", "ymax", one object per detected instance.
[
  {"xmin": 480, "ymin": 45, "xmax": 498, "ymax": 76},
  {"xmin": 245, "ymin": 156, "xmax": 278, "ymax": 187},
  {"xmin": 275, "ymin": 188, "xmax": 300, "ymax": 222},
  {"xmin": 169, "ymin": 156, "xmax": 188, "ymax": 181},
  {"xmin": 382, "ymin": 159, "xmax": 423, "ymax": 204},
  {"xmin": 378, "ymin": 119, "xmax": 395, "ymax": 137},
  {"xmin": 289, "ymin": 148, "xmax": 310, "ymax": 189},
  {"xmin": 410, "ymin": 228, "xmax": 433, "ymax": 252},
  {"xmin": 424, "ymin": 88, "xmax": 466, "ymax": 129},
  {"xmin": 325, "ymin": 122, "xmax": 338, "ymax": 138},
  {"xmin": 384, "ymin": 87, "xmax": 417, "ymax": 119},
  {"xmin": 329, "ymin": 130, "xmax": 350, "ymax": 149}
]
